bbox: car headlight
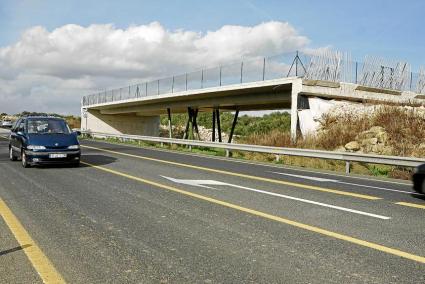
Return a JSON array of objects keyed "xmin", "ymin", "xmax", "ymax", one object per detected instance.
[
  {"xmin": 68, "ymin": 145, "xmax": 80, "ymax": 150},
  {"xmin": 27, "ymin": 145, "xmax": 46, "ymax": 150}
]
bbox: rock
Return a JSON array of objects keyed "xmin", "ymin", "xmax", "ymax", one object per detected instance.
[
  {"xmin": 344, "ymin": 141, "xmax": 360, "ymax": 151},
  {"xmin": 376, "ymin": 131, "xmax": 388, "ymax": 143},
  {"xmin": 362, "ymin": 144, "xmax": 373, "ymax": 153},
  {"xmin": 356, "ymin": 130, "xmax": 376, "ymax": 140},
  {"xmin": 369, "ymin": 137, "xmax": 378, "ymax": 145},
  {"xmin": 356, "ymin": 126, "xmax": 387, "ymax": 142},
  {"xmin": 335, "ymin": 146, "xmax": 346, "ymax": 152},
  {"xmin": 361, "ymin": 137, "xmax": 378, "ymax": 147},
  {"xmin": 369, "ymin": 126, "xmax": 385, "ymax": 133}
]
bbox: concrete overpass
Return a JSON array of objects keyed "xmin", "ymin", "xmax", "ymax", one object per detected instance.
[{"xmin": 81, "ymin": 52, "xmax": 425, "ymax": 142}]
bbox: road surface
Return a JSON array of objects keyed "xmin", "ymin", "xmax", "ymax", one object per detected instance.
[{"xmin": 0, "ymin": 129, "xmax": 424, "ymax": 283}]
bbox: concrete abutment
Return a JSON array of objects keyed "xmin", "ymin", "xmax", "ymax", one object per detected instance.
[{"xmin": 82, "ymin": 109, "xmax": 159, "ymax": 136}]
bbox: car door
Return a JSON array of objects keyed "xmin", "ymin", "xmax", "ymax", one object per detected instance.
[
  {"xmin": 13, "ymin": 119, "xmax": 26, "ymax": 151},
  {"xmin": 9, "ymin": 118, "xmax": 21, "ymax": 151}
]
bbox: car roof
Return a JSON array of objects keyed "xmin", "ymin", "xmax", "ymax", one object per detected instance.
[{"xmin": 24, "ymin": 116, "xmax": 64, "ymax": 120}]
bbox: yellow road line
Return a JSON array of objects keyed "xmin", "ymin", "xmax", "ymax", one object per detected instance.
[
  {"xmin": 395, "ymin": 202, "xmax": 425, "ymax": 210},
  {"xmin": 81, "ymin": 161, "xmax": 425, "ymax": 264},
  {"xmin": 0, "ymin": 198, "xmax": 66, "ymax": 284},
  {"xmin": 81, "ymin": 144, "xmax": 380, "ymax": 200}
]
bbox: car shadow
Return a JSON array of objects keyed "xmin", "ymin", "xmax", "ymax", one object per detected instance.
[
  {"xmin": 79, "ymin": 154, "xmax": 117, "ymax": 167},
  {"xmin": 34, "ymin": 154, "xmax": 117, "ymax": 169}
]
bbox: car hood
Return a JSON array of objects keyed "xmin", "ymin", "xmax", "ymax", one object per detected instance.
[{"xmin": 27, "ymin": 133, "xmax": 79, "ymax": 147}]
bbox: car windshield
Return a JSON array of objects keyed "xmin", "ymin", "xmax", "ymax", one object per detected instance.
[{"xmin": 27, "ymin": 119, "xmax": 71, "ymax": 134}]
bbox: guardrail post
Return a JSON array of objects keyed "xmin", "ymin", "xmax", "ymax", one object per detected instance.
[
  {"xmin": 226, "ymin": 150, "xmax": 230, "ymax": 157},
  {"xmin": 275, "ymin": 155, "xmax": 280, "ymax": 162},
  {"xmin": 345, "ymin": 161, "xmax": 351, "ymax": 174}
]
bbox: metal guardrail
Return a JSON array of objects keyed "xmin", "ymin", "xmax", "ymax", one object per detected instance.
[{"xmin": 81, "ymin": 131, "xmax": 425, "ymax": 174}]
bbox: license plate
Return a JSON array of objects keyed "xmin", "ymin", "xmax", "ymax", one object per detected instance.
[{"xmin": 49, "ymin": 153, "xmax": 67, "ymax": 158}]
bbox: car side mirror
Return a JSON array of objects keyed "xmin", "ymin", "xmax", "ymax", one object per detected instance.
[{"xmin": 74, "ymin": 131, "xmax": 81, "ymax": 136}]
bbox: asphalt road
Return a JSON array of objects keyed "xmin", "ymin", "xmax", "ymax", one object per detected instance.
[{"xmin": 0, "ymin": 129, "xmax": 424, "ymax": 283}]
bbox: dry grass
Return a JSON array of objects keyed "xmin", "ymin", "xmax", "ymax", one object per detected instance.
[
  {"xmin": 66, "ymin": 116, "xmax": 81, "ymax": 129},
  {"xmin": 239, "ymin": 105, "xmax": 425, "ymax": 179},
  {"xmin": 373, "ymin": 107, "xmax": 425, "ymax": 157},
  {"xmin": 243, "ymin": 105, "xmax": 425, "ymax": 157}
]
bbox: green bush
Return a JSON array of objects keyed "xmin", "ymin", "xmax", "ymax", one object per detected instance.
[{"xmin": 160, "ymin": 111, "xmax": 291, "ymax": 137}]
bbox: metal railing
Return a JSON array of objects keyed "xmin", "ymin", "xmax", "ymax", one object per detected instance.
[
  {"xmin": 81, "ymin": 131, "xmax": 425, "ymax": 174},
  {"xmin": 82, "ymin": 51, "xmax": 425, "ymax": 107}
]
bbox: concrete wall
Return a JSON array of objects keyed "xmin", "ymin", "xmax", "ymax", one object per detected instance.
[
  {"xmin": 301, "ymin": 80, "xmax": 424, "ymax": 105},
  {"xmin": 82, "ymin": 109, "xmax": 159, "ymax": 136}
]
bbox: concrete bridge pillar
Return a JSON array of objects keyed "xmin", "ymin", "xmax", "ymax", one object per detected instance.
[
  {"xmin": 290, "ymin": 78, "xmax": 303, "ymax": 143},
  {"xmin": 81, "ymin": 109, "xmax": 159, "ymax": 136}
]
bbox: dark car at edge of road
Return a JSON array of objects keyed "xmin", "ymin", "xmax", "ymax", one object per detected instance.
[
  {"xmin": 413, "ymin": 163, "xmax": 425, "ymax": 194},
  {"xmin": 8, "ymin": 116, "xmax": 81, "ymax": 168}
]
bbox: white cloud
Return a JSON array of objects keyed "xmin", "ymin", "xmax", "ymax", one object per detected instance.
[{"xmin": 0, "ymin": 21, "xmax": 310, "ymax": 115}]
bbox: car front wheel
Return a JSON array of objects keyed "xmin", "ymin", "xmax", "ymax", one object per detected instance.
[
  {"xmin": 9, "ymin": 147, "xmax": 17, "ymax": 161},
  {"xmin": 21, "ymin": 150, "xmax": 30, "ymax": 168}
]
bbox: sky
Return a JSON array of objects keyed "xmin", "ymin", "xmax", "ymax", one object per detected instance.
[{"xmin": 1, "ymin": 0, "xmax": 424, "ymax": 115}]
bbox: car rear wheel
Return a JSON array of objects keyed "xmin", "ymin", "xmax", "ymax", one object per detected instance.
[
  {"xmin": 21, "ymin": 150, "xmax": 30, "ymax": 168},
  {"xmin": 9, "ymin": 147, "xmax": 17, "ymax": 161}
]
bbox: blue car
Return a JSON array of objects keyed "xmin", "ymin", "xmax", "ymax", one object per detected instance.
[{"xmin": 9, "ymin": 116, "xmax": 81, "ymax": 167}]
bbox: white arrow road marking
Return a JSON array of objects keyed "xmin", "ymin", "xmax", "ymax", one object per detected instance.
[
  {"xmin": 161, "ymin": 176, "xmax": 391, "ymax": 220},
  {"xmin": 270, "ymin": 171, "xmax": 422, "ymax": 195},
  {"xmin": 160, "ymin": 176, "xmax": 228, "ymax": 189}
]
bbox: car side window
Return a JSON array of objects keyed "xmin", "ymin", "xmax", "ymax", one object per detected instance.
[
  {"xmin": 11, "ymin": 119, "xmax": 21, "ymax": 132},
  {"xmin": 17, "ymin": 120, "xmax": 26, "ymax": 133}
]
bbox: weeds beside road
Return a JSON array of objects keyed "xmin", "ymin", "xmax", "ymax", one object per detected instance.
[{"xmin": 156, "ymin": 106, "xmax": 425, "ymax": 179}]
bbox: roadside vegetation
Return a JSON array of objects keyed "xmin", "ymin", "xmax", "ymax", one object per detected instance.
[
  {"xmin": 156, "ymin": 106, "xmax": 425, "ymax": 179},
  {"xmin": 159, "ymin": 111, "xmax": 291, "ymax": 138}
]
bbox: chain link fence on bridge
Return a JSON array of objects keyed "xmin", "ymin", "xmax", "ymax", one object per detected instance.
[{"xmin": 82, "ymin": 51, "xmax": 424, "ymax": 107}]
